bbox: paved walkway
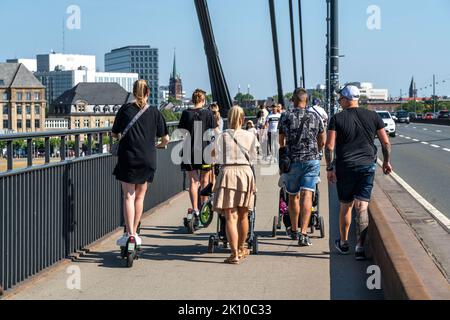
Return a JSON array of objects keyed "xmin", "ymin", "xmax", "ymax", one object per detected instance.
[{"xmin": 6, "ymin": 161, "xmax": 383, "ymax": 300}]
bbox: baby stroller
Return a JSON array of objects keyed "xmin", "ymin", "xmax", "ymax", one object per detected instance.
[
  {"xmin": 207, "ymin": 166, "xmax": 259, "ymax": 255},
  {"xmin": 272, "ymin": 184, "xmax": 325, "ymax": 239}
]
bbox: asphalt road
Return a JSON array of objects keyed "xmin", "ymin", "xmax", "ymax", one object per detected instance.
[{"xmin": 378, "ymin": 122, "xmax": 450, "ymax": 218}]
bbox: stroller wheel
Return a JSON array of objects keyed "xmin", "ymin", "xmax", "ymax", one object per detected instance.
[
  {"xmin": 272, "ymin": 216, "xmax": 278, "ymax": 238},
  {"xmin": 310, "ymin": 214, "xmax": 316, "ymax": 234},
  {"xmin": 252, "ymin": 235, "xmax": 259, "ymax": 255},
  {"xmin": 208, "ymin": 235, "xmax": 215, "ymax": 253},
  {"xmin": 319, "ymin": 216, "xmax": 325, "ymax": 239}
]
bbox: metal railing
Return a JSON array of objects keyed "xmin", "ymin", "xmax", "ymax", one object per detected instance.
[{"xmin": 0, "ymin": 123, "xmax": 184, "ymax": 293}]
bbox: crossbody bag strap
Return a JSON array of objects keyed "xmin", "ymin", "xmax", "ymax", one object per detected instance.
[
  {"xmin": 226, "ymin": 131, "xmax": 251, "ymax": 165},
  {"xmin": 353, "ymin": 110, "xmax": 377, "ymax": 157},
  {"xmin": 121, "ymin": 104, "xmax": 150, "ymax": 138}
]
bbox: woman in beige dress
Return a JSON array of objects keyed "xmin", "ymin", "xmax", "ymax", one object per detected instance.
[{"xmin": 213, "ymin": 106, "xmax": 258, "ymax": 264}]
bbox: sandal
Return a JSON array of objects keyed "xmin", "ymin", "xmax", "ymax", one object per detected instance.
[
  {"xmin": 238, "ymin": 248, "xmax": 250, "ymax": 260},
  {"xmin": 224, "ymin": 254, "xmax": 240, "ymax": 265}
]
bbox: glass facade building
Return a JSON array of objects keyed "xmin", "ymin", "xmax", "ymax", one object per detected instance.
[{"xmin": 105, "ymin": 45, "xmax": 159, "ymax": 107}]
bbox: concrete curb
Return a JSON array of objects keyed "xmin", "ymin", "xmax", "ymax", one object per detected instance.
[{"xmin": 369, "ymin": 180, "xmax": 450, "ymax": 300}]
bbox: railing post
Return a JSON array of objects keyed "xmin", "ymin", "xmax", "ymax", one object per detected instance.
[
  {"xmin": 75, "ymin": 135, "xmax": 80, "ymax": 158},
  {"xmin": 98, "ymin": 133, "xmax": 103, "ymax": 154},
  {"xmin": 45, "ymin": 137, "xmax": 50, "ymax": 164},
  {"xmin": 60, "ymin": 136, "xmax": 66, "ymax": 161},
  {"xmin": 87, "ymin": 134, "xmax": 92, "ymax": 156},
  {"xmin": 6, "ymin": 140, "xmax": 13, "ymax": 171},
  {"xmin": 109, "ymin": 132, "xmax": 113, "ymax": 154},
  {"xmin": 27, "ymin": 139, "xmax": 33, "ymax": 167}
]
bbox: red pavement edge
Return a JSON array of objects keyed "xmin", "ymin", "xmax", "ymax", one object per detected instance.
[{"xmin": 369, "ymin": 177, "xmax": 450, "ymax": 300}]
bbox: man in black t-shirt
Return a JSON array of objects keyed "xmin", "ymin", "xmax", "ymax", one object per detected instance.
[
  {"xmin": 178, "ymin": 89, "xmax": 217, "ymax": 229},
  {"xmin": 325, "ymin": 85, "xmax": 393, "ymax": 260}
]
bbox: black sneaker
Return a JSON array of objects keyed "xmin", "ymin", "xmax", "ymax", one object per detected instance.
[
  {"xmin": 298, "ymin": 234, "xmax": 312, "ymax": 247},
  {"xmin": 355, "ymin": 248, "xmax": 367, "ymax": 261},
  {"xmin": 290, "ymin": 229, "xmax": 299, "ymax": 240},
  {"xmin": 335, "ymin": 239, "xmax": 350, "ymax": 255}
]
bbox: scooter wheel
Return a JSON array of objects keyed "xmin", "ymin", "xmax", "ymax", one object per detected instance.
[
  {"xmin": 183, "ymin": 217, "xmax": 188, "ymax": 228},
  {"xmin": 126, "ymin": 252, "xmax": 134, "ymax": 268}
]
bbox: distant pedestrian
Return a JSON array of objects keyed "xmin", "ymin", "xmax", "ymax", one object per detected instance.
[
  {"xmin": 210, "ymin": 102, "xmax": 223, "ymax": 133},
  {"xmin": 308, "ymin": 98, "xmax": 329, "ymax": 128},
  {"xmin": 113, "ymin": 80, "xmax": 170, "ymax": 248},
  {"xmin": 264, "ymin": 104, "xmax": 282, "ymax": 158},
  {"xmin": 325, "ymin": 85, "xmax": 393, "ymax": 260},
  {"xmin": 278, "ymin": 88, "xmax": 325, "ymax": 246}
]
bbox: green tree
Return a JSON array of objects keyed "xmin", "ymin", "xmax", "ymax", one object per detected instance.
[
  {"xmin": 161, "ymin": 109, "xmax": 181, "ymax": 122},
  {"xmin": 310, "ymin": 90, "xmax": 325, "ymax": 101},
  {"xmin": 167, "ymin": 96, "xmax": 182, "ymax": 106},
  {"xmin": 284, "ymin": 92, "xmax": 293, "ymax": 101},
  {"xmin": 206, "ymin": 94, "xmax": 213, "ymax": 103}
]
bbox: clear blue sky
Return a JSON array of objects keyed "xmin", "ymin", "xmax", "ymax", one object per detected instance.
[{"xmin": 1, "ymin": 0, "xmax": 450, "ymax": 99}]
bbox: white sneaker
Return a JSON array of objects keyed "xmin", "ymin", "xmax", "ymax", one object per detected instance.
[
  {"xmin": 134, "ymin": 234, "xmax": 142, "ymax": 247},
  {"xmin": 116, "ymin": 233, "xmax": 129, "ymax": 247}
]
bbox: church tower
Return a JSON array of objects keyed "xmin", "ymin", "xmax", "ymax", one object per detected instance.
[{"xmin": 169, "ymin": 50, "xmax": 183, "ymax": 101}]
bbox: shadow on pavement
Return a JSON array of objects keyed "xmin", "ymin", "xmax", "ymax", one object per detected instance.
[{"xmin": 328, "ymin": 183, "xmax": 384, "ymax": 300}]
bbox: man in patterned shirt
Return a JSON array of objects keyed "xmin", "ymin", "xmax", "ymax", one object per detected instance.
[{"xmin": 278, "ymin": 88, "xmax": 326, "ymax": 246}]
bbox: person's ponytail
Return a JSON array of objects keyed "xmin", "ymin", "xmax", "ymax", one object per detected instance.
[{"xmin": 133, "ymin": 80, "xmax": 150, "ymax": 109}]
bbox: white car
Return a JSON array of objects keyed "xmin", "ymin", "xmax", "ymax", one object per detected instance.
[{"xmin": 376, "ymin": 111, "xmax": 396, "ymax": 137}]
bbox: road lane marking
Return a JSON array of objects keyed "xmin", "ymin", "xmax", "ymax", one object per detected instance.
[
  {"xmin": 400, "ymin": 135, "xmax": 405, "ymax": 138},
  {"xmin": 405, "ymin": 137, "xmax": 411, "ymax": 140},
  {"xmin": 413, "ymin": 139, "xmax": 419, "ymax": 142},
  {"xmin": 423, "ymin": 128, "xmax": 428, "ymax": 131},
  {"xmin": 413, "ymin": 127, "xmax": 417, "ymax": 129},
  {"xmin": 421, "ymin": 142, "xmax": 429, "ymax": 145},
  {"xmin": 436, "ymin": 130, "xmax": 442, "ymax": 133},
  {"xmin": 377, "ymin": 160, "xmax": 450, "ymax": 232},
  {"xmin": 444, "ymin": 148, "xmax": 450, "ymax": 152},
  {"xmin": 431, "ymin": 144, "xmax": 440, "ymax": 148}
]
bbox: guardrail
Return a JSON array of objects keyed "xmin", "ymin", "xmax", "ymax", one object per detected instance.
[
  {"xmin": 0, "ymin": 123, "xmax": 183, "ymax": 294},
  {"xmin": 411, "ymin": 119, "xmax": 450, "ymax": 126}
]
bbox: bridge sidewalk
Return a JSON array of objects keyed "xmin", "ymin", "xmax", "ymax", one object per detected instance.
[{"xmin": 5, "ymin": 161, "xmax": 382, "ymax": 300}]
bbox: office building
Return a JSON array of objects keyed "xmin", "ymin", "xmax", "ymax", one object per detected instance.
[
  {"xmin": 6, "ymin": 58, "xmax": 37, "ymax": 72},
  {"xmin": 0, "ymin": 63, "xmax": 46, "ymax": 133},
  {"xmin": 36, "ymin": 52, "xmax": 96, "ymax": 72},
  {"xmin": 105, "ymin": 45, "xmax": 159, "ymax": 106},
  {"xmin": 349, "ymin": 82, "xmax": 389, "ymax": 101}
]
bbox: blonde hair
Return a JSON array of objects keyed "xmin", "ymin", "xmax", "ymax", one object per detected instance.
[
  {"xmin": 192, "ymin": 89, "xmax": 206, "ymax": 105},
  {"xmin": 133, "ymin": 80, "xmax": 150, "ymax": 109},
  {"xmin": 228, "ymin": 105, "xmax": 245, "ymax": 130}
]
